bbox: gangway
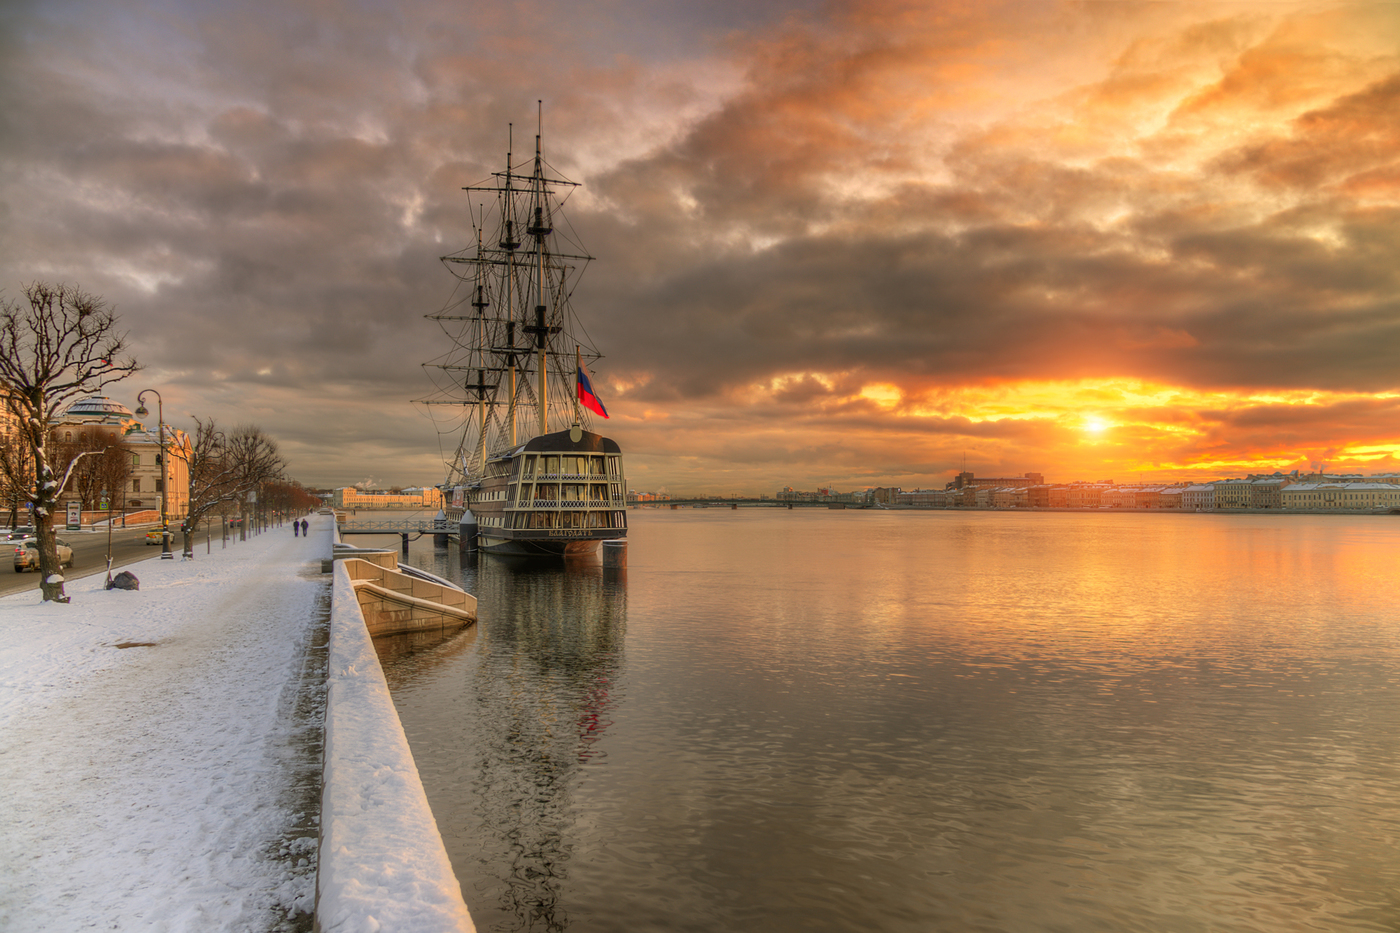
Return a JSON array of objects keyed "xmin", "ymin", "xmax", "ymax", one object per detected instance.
[{"xmin": 337, "ymin": 518, "xmax": 454, "ymax": 552}]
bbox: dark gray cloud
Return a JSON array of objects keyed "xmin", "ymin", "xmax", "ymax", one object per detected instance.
[{"xmin": 2, "ymin": 0, "xmax": 1397, "ymax": 492}]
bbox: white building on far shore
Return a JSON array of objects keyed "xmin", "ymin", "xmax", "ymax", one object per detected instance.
[{"xmin": 1281, "ymin": 482, "xmax": 1400, "ymax": 510}]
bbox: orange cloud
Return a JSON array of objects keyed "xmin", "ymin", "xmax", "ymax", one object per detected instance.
[{"xmin": 611, "ymin": 376, "xmax": 1400, "ymax": 493}]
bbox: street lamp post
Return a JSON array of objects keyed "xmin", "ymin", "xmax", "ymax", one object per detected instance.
[{"xmin": 134, "ymin": 389, "xmax": 174, "ymax": 559}]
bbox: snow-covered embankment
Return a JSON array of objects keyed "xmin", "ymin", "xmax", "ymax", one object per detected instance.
[{"xmin": 316, "ymin": 559, "xmax": 475, "ymax": 932}]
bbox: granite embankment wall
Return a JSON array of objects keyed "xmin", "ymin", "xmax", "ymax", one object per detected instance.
[{"xmin": 315, "ymin": 526, "xmax": 476, "ymax": 933}]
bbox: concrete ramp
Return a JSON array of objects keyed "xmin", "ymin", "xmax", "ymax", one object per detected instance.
[{"xmin": 339, "ymin": 557, "xmax": 476, "ymax": 638}]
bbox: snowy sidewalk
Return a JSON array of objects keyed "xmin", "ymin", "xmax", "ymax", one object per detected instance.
[{"xmin": 0, "ymin": 517, "xmax": 331, "ymax": 932}]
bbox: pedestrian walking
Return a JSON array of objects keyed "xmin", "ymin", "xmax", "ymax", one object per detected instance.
[
  {"xmin": 293, "ymin": 520, "xmax": 300, "ymax": 537},
  {"xmin": 301, "ymin": 518, "xmax": 308, "ymax": 536}
]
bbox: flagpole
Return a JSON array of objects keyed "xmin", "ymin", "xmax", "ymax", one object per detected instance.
[{"xmin": 574, "ymin": 344, "xmax": 583, "ymax": 425}]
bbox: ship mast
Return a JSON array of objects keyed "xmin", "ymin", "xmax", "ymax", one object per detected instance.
[
  {"xmin": 524, "ymin": 106, "xmax": 561, "ymax": 438},
  {"xmin": 420, "ymin": 107, "xmax": 599, "ymax": 484},
  {"xmin": 532, "ymin": 132, "xmax": 550, "ymax": 436},
  {"xmin": 473, "ymin": 224, "xmax": 488, "ymax": 474},
  {"xmin": 503, "ymin": 126, "xmax": 520, "ymax": 453}
]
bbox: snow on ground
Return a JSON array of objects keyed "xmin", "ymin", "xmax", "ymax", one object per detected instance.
[{"xmin": 0, "ymin": 518, "xmax": 330, "ymax": 932}]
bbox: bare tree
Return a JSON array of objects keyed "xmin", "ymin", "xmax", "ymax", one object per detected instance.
[
  {"xmin": 0, "ymin": 429, "xmax": 35, "ymax": 529},
  {"xmin": 92, "ymin": 443, "xmax": 135, "ymax": 515},
  {"xmin": 173, "ymin": 418, "xmax": 235, "ymax": 558},
  {"xmin": 173, "ymin": 420, "xmax": 285, "ymax": 558},
  {"xmin": 52, "ymin": 426, "xmax": 133, "ymax": 513},
  {"xmin": 261, "ymin": 478, "xmax": 321, "ymax": 518},
  {"xmin": 0, "ymin": 283, "xmax": 139, "ymax": 602},
  {"xmin": 227, "ymin": 424, "xmax": 285, "ymax": 489}
]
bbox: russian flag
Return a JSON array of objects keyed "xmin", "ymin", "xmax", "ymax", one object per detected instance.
[{"xmin": 577, "ymin": 367, "xmax": 609, "ymax": 418}]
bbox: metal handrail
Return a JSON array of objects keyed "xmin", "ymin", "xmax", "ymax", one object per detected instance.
[{"xmin": 337, "ymin": 519, "xmax": 442, "ymax": 531}]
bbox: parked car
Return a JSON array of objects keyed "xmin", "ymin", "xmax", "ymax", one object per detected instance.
[{"xmin": 13, "ymin": 537, "xmax": 74, "ymax": 572}]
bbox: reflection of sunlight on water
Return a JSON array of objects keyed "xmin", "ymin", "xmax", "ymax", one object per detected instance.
[{"xmin": 383, "ymin": 509, "xmax": 1400, "ymax": 933}]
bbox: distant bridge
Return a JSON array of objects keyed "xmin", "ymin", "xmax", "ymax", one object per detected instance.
[
  {"xmin": 336, "ymin": 502, "xmax": 866, "ymax": 549},
  {"xmin": 635, "ymin": 498, "xmax": 858, "ymax": 509}
]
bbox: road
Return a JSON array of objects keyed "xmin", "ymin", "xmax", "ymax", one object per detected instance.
[{"xmin": 0, "ymin": 525, "xmax": 237, "ymax": 598}]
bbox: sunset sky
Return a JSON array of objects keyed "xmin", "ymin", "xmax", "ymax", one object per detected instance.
[{"xmin": 2, "ymin": 0, "xmax": 1398, "ymax": 494}]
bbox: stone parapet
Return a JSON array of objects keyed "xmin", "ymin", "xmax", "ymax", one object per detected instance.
[
  {"xmin": 317, "ymin": 561, "xmax": 475, "ymax": 933},
  {"xmin": 324, "ymin": 544, "xmax": 397, "ymax": 574}
]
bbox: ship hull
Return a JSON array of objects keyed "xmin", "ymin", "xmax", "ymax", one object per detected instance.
[
  {"xmin": 445, "ymin": 427, "xmax": 627, "ymax": 560},
  {"xmin": 475, "ymin": 532, "xmax": 617, "ymax": 557}
]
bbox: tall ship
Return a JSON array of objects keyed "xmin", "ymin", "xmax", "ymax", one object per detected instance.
[{"xmin": 419, "ymin": 120, "xmax": 627, "ymax": 556}]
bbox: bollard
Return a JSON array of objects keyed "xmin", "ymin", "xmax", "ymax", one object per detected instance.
[
  {"xmin": 459, "ymin": 509, "xmax": 478, "ymax": 553},
  {"xmin": 602, "ymin": 540, "xmax": 627, "ymax": 570}
]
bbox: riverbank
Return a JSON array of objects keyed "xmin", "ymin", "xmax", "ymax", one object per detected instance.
[{"xmin": 0, "ymin": 518, "xmax": 330, "ymax": 931}]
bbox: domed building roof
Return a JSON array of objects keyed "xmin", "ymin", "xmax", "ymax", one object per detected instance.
[
  {"xmin": 66, "ymin": 396, "xmax": 134, "ymax": 417},
  {"xmin": 63, "ymin": 396, "xmax": 137, "ymax": 425}
]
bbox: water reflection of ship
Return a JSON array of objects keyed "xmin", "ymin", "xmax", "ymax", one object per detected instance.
[{"xmin": 469, "ymin": 559, "xmax": 627, "ymax": 931}]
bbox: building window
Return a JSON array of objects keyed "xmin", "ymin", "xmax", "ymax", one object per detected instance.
[{"xmin": 132, "ymin": 478, "xmax": 141, "ymax": 493}]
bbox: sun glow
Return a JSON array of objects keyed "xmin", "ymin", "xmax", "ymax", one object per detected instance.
[
  {"xmin": 708, "ymin": 373, "xmax": 1400, "ymax": 487},
  {"xmin": 859, "ymin": 384, "xmax": 902, "ymax": 408}
]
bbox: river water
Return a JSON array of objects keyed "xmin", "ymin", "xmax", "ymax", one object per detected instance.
[{"xmin": 372, "ymin": 509, "xmax": 1400, "ymax": 933}]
